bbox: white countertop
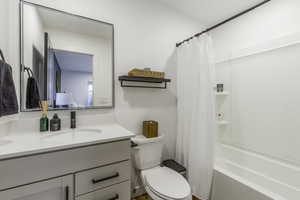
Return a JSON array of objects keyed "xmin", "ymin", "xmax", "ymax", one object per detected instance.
[{"xmin": 0, "ymin": 123, "xmax": 135, "ymax": 160}]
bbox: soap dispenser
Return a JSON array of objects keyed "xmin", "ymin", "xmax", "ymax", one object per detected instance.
[{"xmin": 50, "ymin": 113, "xmax": 61, "ymax": 132}]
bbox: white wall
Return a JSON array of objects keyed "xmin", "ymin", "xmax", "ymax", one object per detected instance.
[
  {"xmin": 45, "ymin": 28, "xmax": 112, "ymax": 106},
  {"xmin": 20, "ymin": 3, "xmax": 46, "ymax": 109},
  {"xmin": 0, "ymin": 0, "xmax": 9, "ymax": 59},
  {"xmin": 213, "ymin": 0, "xmax": 300, "ymax": 62},
  {"xmin": 0, "ymin": 0, "xmax": 203, "ymax": 159},
  {"xmin": 212, "ymin": 0, "xmax": 300, "ymax": 187},
  {"xmin": 61, "ymin": 70, "xmax": 93, "ymax": 107},
  {"xmin": 23, "ymin": 3, "xmax": 44, "ymax": 69}
]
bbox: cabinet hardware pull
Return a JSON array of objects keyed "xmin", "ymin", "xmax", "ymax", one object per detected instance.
[
  {"xmin": 107, "ymin": 194, "xmax": 119, "ymax": 200},
  {"xmin": 65, "ymin": 186, "xmax": 69, "ymax": 200},
  {"xmin": 92, "ymin": 173, "xmax": 119, "ymax": 184}
]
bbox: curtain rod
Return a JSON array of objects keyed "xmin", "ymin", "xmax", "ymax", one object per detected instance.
[{"xmin": 176, "ymin": 0, "xmax": 271, "ymax": 47}]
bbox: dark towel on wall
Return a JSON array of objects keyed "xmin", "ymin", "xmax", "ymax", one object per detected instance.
[
  {"xmin": 26, "ymin": 77, "xmax": 40, "ymax": 109},
  {"xmin": 0, "ymin": 60, "xmax": 19, "ymax": 117}
]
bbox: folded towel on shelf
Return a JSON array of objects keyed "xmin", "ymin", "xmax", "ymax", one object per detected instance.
[{"xmin": 0, "ymin": 60, "xmax": 19, "ymax": 117}]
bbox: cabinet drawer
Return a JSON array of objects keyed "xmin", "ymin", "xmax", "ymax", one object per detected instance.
[
  {"xmin": 76, "ymin": 181, "xmax": 130, "ymax": 200},
  {"xmin": 75, "ymin": 161, "xmax": 130, "ymax": 196}
]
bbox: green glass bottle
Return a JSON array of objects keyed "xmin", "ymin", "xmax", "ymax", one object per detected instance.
[
  {"xmin": 40, "ymin": 114, "xmax": 49, "ymax": 132},
  {"xmin": 40, "ymin": 100, "xmax": 49, "ymax": 132}
]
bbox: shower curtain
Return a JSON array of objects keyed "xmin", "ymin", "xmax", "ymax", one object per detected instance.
[{"xmin": 175, "ymin": 34, "xmax": 216, "ymax": 200}]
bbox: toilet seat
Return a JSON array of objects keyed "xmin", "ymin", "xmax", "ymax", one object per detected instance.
[{"xmin": 141, "ymin": 166, "xmax": 191, "ymax": 200}]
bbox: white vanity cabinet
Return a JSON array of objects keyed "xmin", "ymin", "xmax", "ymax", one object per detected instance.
[{"xmin": 0, "ymin": 140, "xmax": 131, "ymax": 200}]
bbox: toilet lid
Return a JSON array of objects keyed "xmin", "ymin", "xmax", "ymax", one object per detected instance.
[{"xmin": 142, "ymin": 167, "xmax": 191, "ymax": 200}]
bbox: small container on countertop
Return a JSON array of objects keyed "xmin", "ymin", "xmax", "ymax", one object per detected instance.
[{"xmin": 50, "ymin": 113, "xmax": 61, "ymax": 132}]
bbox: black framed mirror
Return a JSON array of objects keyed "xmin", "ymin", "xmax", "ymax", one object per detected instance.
[{"xmin": 20, "ymin": 1, "xmax": 114, "ymax": 112}]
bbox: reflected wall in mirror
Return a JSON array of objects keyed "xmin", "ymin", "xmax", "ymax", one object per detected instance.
[{"xmin": 20, "ymin": 1, "xmax": 114, "ymax": 111}]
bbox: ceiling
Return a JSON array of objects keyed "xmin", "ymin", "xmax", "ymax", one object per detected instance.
[
  {"xmin": 54, "ymin": 50, "xmax": 93, "ymax": 73},
  {"xmin": 36, "ymin": 6, "xmax": 113, "ymax": 39},
  {"xmin": 157, "ymin": 0, "xmax": 266, "ymax": 26}
]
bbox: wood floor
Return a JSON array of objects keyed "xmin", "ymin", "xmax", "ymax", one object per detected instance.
[
  {"xmin": 133, "ymin": 194, "xmax": 201, "ymax": 200},
  {"xmin": 133, "ymin": 194, "xmax": 150, "ymax": 200}
]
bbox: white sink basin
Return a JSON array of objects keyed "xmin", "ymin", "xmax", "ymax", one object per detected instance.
[
  {"xmin": 70, "ymin": 128, "xmax": 102, "ymax": 134},
  {"xmin": 0, "ymin": 139, "xmax": 12, "ymax": 146},
  {"xmin": 41, "ymin": 128, "xmax": 102, "ymax": 144}
]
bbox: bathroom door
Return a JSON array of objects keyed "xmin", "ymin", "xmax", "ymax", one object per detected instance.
[{"xmin": 0, "ymin": 175, "xmax": 73, "ymax": 200}]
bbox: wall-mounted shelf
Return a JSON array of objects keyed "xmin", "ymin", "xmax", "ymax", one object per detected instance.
[
  {"xmin": 118, "ymin": 76, "xmax": 171, "ymax": 89},
  {"xmin": 215, "ymin": 91, "xmax": 229, "ymax": 96},
  {"xmin": 217, "ymin": 120, "xmax": 231, "ymax": 125}
]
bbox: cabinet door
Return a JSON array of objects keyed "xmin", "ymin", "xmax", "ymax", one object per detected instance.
[{"xmin": 0, "ymin": 175, "xmax": 73, "ymax": 200}]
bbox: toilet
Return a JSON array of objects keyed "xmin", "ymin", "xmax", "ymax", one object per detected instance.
[{"xmin": 132, "ymin": 135, "xmax": 192, "ymax": 200}]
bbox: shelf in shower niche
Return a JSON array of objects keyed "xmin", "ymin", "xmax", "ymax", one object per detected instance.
[
  {"xmin": 215, "ymin": 91, "xmax": 229, "ymax": 96},
  {"xmin": 118, "ymin": 76, "xmax": 171, "ymax": 89},
  {"xmin": 217, "ymin": 121, "xmax": 231, "ymax": 125}
]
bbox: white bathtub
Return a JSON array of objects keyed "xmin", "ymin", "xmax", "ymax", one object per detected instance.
[{"xmin": 211, "ymin": 144, "xmax": 300, "ymax": 200}]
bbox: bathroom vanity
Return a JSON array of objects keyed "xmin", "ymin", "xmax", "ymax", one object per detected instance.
[
  {"xmin": 1, "ymin": 1, "xmax": 136, "ymax": 198},
  {"xmin": 0, "ymin": 125, "xmax": 134, "ymax": 200},
  {"xmin": 1, "ymin": 1, "xmax": 134, "ymax": 199}
]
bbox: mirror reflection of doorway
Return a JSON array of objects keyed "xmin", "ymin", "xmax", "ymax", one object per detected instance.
[{"xmin": 48, "ymin": 49, "xmax": 94, "ymax": 108}]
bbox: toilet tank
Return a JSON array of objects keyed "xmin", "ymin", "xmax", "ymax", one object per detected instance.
[{"xmin": 132, "ymin": 135, "xmax": 164, "ymax": 170}]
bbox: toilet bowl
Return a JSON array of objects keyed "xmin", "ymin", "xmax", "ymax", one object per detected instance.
[
  {"xmin": 132, "ymin": 135, "xmax": 192, "ymax": 200},
  {"xmin": 142, "ymin": 166, "xmax": 192, "ymax": 200}
]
